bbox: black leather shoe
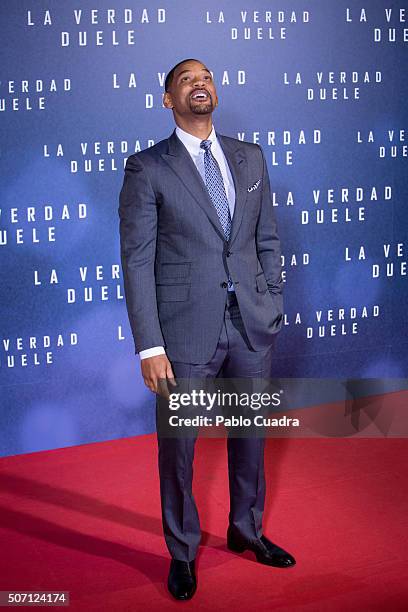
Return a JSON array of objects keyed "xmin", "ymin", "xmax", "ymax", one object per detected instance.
[
  {"xmin": 167, "ymin": 559, "xmax": 197, "ymax": 600},
  {"xmin": 227, "ymin": 526, "xmax": 296, "ymax": 568}
]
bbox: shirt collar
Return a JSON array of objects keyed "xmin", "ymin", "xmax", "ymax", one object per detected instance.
[{"xmin": 175, "ymin": 124, "xmax": 217, "ymax": 156}]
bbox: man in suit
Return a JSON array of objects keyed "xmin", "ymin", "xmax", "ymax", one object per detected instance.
[{"xmin": 119, "ymin": 58, "xmax": 295, "ymax": 600}]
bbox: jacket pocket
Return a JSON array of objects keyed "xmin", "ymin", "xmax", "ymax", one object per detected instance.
[
  {"xmin": 158, "ymin": 261, "xmax": 191, "ymax": 283},
  {"xmin": 156, "ymin": 283, "xmax": 190, "ymax": 302}
]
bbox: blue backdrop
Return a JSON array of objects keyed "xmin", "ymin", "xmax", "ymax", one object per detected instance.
[{"xmin": 1, "ymin": 0, "xmax": 407, "ymax": 456}]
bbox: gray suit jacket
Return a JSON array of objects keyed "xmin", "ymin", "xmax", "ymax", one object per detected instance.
[{"xmin": 119, "ymin": 129, "xmax": 284, "ymax": 364}]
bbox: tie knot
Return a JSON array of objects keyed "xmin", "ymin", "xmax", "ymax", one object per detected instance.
[{"xmin": 200, "ymin": 139, "xmax": 212, "ymax": 152}]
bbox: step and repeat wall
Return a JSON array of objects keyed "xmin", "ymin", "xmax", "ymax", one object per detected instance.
[{"xmin": 1, "ymin": 1, "xmax": 407, "ymax": 456}]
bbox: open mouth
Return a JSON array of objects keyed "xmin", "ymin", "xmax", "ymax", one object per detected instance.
[{"xmin": 190, "ymin": 90, "xmax": 210, "ymax": 101}]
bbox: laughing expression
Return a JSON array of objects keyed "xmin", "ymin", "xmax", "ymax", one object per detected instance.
[{"xmin": 164, "ymin": 60, "xmax": 218, "ymax": 117}]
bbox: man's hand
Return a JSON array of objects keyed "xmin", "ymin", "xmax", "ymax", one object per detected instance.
[{"xmin": 141, "ymin": 354, "xmax": 177, "ymax": 399}]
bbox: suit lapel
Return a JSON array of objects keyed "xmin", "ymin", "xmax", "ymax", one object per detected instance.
[
  {"xmin": 160, "ymin": 129, "xmax": 248, "ymax": 246},
  {"xmin": 217, "ymin": 134, "xmax": 248, "ymax": 246}
]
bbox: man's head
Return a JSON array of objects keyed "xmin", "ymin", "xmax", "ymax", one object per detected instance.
[{"xmin": 163, "ymin": 59, "xmax": 218, "ymax": 121}]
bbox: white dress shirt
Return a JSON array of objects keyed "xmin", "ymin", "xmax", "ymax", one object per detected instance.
[{"xmin": 139, "ymin": 124, "xmax": 236, "ymax": 360}]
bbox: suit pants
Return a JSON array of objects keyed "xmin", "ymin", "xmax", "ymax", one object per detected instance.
[{"xmin": 156, "ymin": 291, "xmax": 275, "ymax": 561}]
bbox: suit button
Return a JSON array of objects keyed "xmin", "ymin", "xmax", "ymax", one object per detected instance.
[
  {"xmin": 226, "ymin": 251, "xmax": 232, "ymax": 257},
  {"xmin": 220, "ymin": 282, "xmax": 228, "ymax": 288}
]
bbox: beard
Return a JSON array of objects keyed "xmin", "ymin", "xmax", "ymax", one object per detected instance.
[{"xmin": 189, "ymin": 92, "xmax": 214, "ymax": 115}]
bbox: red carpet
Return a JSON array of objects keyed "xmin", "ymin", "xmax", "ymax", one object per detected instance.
[{"xmin": 1, "ymin": 435, "xmax": 408, "ymax": 610}]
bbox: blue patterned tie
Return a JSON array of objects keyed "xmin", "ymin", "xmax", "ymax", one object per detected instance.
[
  {"xmin": 200, "ymin": 139, "xmax": 232, "ymax": 241},
  {"xmin": 200, "ymin": 139, "xmax": 233, "ymax": 289}
]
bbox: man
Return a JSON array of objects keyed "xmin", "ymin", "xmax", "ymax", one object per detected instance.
[{"xmin": 119, "ymin": 58, "xmax": 295, "ymax": 601}]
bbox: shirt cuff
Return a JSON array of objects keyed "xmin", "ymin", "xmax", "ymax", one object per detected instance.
[{"xmin": 139, "ymin": 346, "xmax": 166, "ymax": 360}]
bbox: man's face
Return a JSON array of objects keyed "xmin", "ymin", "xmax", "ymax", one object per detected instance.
[{"xmin": 163, "ymin": 60, "xmax": 218, "ymax": 118}]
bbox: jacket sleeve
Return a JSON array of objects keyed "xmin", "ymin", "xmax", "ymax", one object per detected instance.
[
  {"xmin": 255, "ymin": 145, "xmax": 284, "ymax": 309},
  {"xmin": 118, "ymin": 154, "xmax": 165, "ymax": 354}
]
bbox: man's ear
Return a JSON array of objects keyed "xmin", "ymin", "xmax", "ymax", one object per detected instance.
[{"xmin": 163, "ymin": 92, "xmax": 173, "ymax": 109}]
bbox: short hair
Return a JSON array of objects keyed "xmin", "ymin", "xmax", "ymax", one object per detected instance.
[{"xmin": 164, "ymin": 58, "xmax": 203, "ymax": 92}]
